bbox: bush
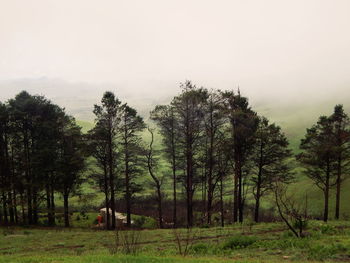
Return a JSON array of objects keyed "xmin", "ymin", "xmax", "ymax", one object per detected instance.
[
  {"xmin": 134, "ymin": 216, "xmax": 146, "ymax": 228},
  {"xmin": 222, "ymin": 235, "xmax": 257, "ymax": 249},
  {"xmin": 132, "ymin": 215, "xmax": 157, "ymax": 229},
  {"xmin": 190, "ymin": 243, "xmax": 210, "ymax": 254},
  {"xmin": 114, "ymin": 230, "xmax": 142, "ymax": 255}
]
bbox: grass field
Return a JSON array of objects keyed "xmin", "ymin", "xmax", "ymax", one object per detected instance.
[{"xmin": 1, "ymin": 221, "xmax": 350, "ymax": 262}]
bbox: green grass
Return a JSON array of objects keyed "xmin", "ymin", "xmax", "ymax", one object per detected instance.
[{"xmin": 1, "ymin": 221, "xmax": 350, "ymax": 262}]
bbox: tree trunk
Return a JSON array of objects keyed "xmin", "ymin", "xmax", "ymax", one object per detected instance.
[
  {"xmin": 233, "ymin": 170, "xmax": 239, "ymax": 223},
  {"xmin": 107, "ymin": 123, "xmax": 116, "ymax": 229},
  {"xmin": 186, "ymin": 146, "xmax": 194, "ymax": 228},
  {"xmin": 125, "ymin": 167, "xmax": 131, "ymax": 227},
  {"xmin": 238, "ymin": 165, "xmax": 243, "ymax": 223},
  {"xmin": 220, "ymin": 172, "xmax": 225, "ymax": 227},
  {"xmin": 254, "ymin": 170, "xmax": 262, "ymax": 223},
  {"xmin": 63, "ymin": 191, "xmax": 70, "ymax": 227},
  {"xmin": 13, "ymin": 189, "xmax": 18, "ymax": 224},
  {"xmin": 46, "ymin": 185, "xmax": 53, "ymax": 226},
  {"xmin": 20, "ymin": 191, "xmax": 26, "ymax": 224},
  {"xmin": 8, "ymin": 191, "xmax": 14, "ymax": 223},
  {"xmin": 172, "ymin": 157, "xmax": 177, "ymax": 228},
  {"xmin": 26, "ymin": 186, "xmax": 32, "ymax": 224},
  {"xmin": 324, "ymin": 163, "xmax": 330, "ymax": 222},
  {"xmin": 108, "ymin": 148, "xmax": 116, "ymax": 229},
  {"xmin": 2, "ymin": 192, "xmax": 8, "ymax": 224},
  {"xmin": 207, "ymin": 129, "xmax": 214, "ymax": 225},
  {"xmin": 324, "ymin": 187, "xmax": 329, "ymax": 222},
  {"xmin": 335, "ymin": 155, "xmax": 342, "ymax": 220},
  {"xmin": 33, "ymin": 190, "xmax": 38, "ymax": 224},
  {"xmin": 50, "ymin": 186, "xmax": 55, "ymax": 225},
  {"xmin": 254, "ymin": 194, "xmax": 261, "ymax": 223},
  {"xmin": 103, "ymin": 164, "xmax": 110, "ymax": 230},
  {"xmin": 157, "ymin": 184, "xmax": 163, "ymax": 229}
]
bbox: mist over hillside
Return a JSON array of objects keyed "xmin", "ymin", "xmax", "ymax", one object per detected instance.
[{"xmin": 1, "ymin": 78, "xmax": 349, "ymax": 147}]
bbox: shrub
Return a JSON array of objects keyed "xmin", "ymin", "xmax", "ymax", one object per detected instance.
[
  {"xmin": 134, "ymin": 216, "xmax": 146, "ymax": 228},
  {"xmin": 222, "ymin": 235, "xmax": 257, "ymax": 249},
  {"xmin": 141, "ymin": 217, "xmax": 157, "ymax": 229},
  {"xmin": 190, "ymin": 243, "xmax": 210, "ymax": 254}
]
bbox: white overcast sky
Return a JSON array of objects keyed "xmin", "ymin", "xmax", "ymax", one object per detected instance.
[{"xmin": 0, "ymin": 0, "xmax": 349, "ymax": 122}]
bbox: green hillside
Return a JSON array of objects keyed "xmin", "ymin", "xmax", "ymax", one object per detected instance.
[{"xmin": 74, "ymin": 118, "xmax": 350, "ymax": 220}]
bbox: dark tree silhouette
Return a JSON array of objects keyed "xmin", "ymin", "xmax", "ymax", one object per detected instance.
[
  {"xmin": 298, "ymin": 116, "xmax": 337, "ymax": 222},
  {"xmin": 120, "ymin": 104, "xmax": 145, "ymax": 227},
  {"xmin": 251, "ymin": 117, "xmax": 293, "ymax": 222},
  {"xmin": 171, "ymin": 81, "xmax": 208, "ymax": 227},
  {"xmin": 93, "ymin": 92, "xmax": 122, "ymax": 229},
  {"xmin": 150, "ymin": 105, "xmax": 180, "ymax": 227},
  {"xmin": 146, "ymin": 128, "xmax": 164, "ymax": 228}
]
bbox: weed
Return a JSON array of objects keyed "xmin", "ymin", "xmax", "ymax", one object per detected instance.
[
  {"xmin": 114, "ymin": 229, "xmax": 142, "ymax": 255},
  {"xmin": 173, "ymin": 228, "xmax": 198, "ymax": 256}
]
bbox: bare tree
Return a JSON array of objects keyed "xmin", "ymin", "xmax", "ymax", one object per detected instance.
[
  {"xmin": 273, "ymin": 181, "xmax": 309, "ymax": 238},
  {"xmin": 146, "ymin": 127, "xmax": 164, "ymax": 228}
]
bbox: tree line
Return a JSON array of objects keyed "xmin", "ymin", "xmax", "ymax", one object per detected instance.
[{"xmin": 0, "ymin": 82, "xmax": 349, "ymax": 229}]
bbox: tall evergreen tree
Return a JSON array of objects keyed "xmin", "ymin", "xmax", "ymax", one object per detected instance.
[
  {"xmin": 329, "ymin": 105, "xmax": 350, "ymax": 219},
  {"xmin": 87, "ymin": 123, "xmax": 111, "ymax": 229},
  {"xmin": 222, "ymin": 90, "xmax": 258, "ymax": 223},
  {"xmin": 251, "ymin": 117, "xmax": 293, "ymax": 222},
  {"xmin": 171, "ymin": 81, "xmax": 208, "ymax": 227},
  {"xmin": 203, "ymin": 90, "xmax": 225, "ymax": 225},
  {"xmin": 120, "ymin": 104, "xmax": 145, "ymax": 227},
  {"xmin": 93, "ymin": 92, "xmax": 122, "ymax": 229},
  {"xmin": 298, "ymin": 116, "xmax": 337, "ymax": 222},
  {"xmin": 57, "ymin": 116, "xmax": 86, "ymax": 227},
  {"xmin": 150, "ymin": 105, "xmax": 180, "ymax": 227}
]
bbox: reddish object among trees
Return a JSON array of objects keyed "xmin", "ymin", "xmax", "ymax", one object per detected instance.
[{"xmin": 97, "ymin": 215, "xmax": 103, "ymax": 225}]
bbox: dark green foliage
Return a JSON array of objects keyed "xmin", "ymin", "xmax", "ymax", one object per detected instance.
[
  {"xmin": 251, "ymin": 116, "xmax": 293, "ymax": 222},
  {"xmin": 221, "ymin": 235, "xmax": 257, "ymax": 249},
  {"xmin": 298, "ymin": 105, "xmax": 350, "ymax": 222},
  {"xmin": 0, "ymin": 91, "xmax": 85, "ymax": 227},
  {"xmin": 119, "ymin": 104, "xmax": 146, "ymax": 227},
  {"xmin": 190, "ymin": 243, "xmax": 211, "ymax": 254}
]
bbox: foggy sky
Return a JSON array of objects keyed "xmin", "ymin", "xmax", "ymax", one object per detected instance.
[{"xmin": 1, "ymin": 0, "xmax": 350, "ymax": 125}]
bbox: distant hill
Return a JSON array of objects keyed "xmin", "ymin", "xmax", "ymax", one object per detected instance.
[{"xmin": 76, "ymin": 120, "xmax": 95, "ymax": 134}]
